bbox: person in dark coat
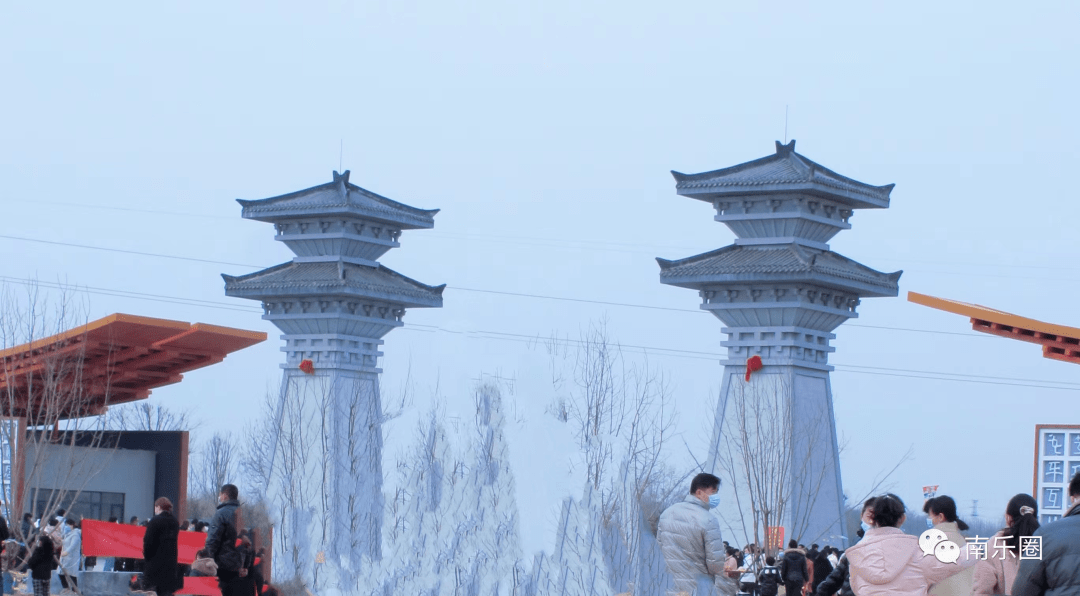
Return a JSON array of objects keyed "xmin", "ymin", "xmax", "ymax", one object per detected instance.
[
  {"xmin": 252, "ymin": 548, "xmax": 266, "ymax": 596},
  {"xmin": 780, "ymin": 540, "xmax": 809, "ymax": 596},
  {"xmin": 21, "ymin": 536, "xmax": 55, "ymax": 596},
  {"xmin": 143, "ymin": 497, "xmax": 181, "ymax": 596},
  {"xmin": 758, "ymin": 556, "xmax": 782, "ymax": 596},
  {"xmin": 1012, "ymin": 472, "xmax": 1080, "ymax": 596},
  {"xmin": 205, "ymin": 484, "xmax": 243, "ymax": 596},
  {"xmin": 811, "ymin": 544, "xmax": 834, "ymax": 595},
  {"xmin": 235, "ymin": 536, "xmax": 257, "ymax": 596},
  {"xmin": 817, "ymin": 497, "xmax": 876, "ymax": 596},
  {"xmin": 816, "ymin": 554, "xmax": 853, "ymax": 596}
]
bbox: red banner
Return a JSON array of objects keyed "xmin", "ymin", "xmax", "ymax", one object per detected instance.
[
  {"xmin": 766, "ymin": 526, "xmax": 785, "ymax": 553},
  {"xmin": 81, "ymin": 519, "xmax": 206, "ymax": 563},
  {"xmin": 177, "ymin": 576, "xmax": 221, "ymax": 596}
]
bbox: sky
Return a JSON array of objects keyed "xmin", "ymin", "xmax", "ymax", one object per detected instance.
[{"xmin": 2, "ymin": 0, "xmax": 1079, "ymax": 556}]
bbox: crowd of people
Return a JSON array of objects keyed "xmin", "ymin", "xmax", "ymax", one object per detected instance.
[
  {"xmin": 656, "ymin": 472, "xmax": 1080, "ymax": 596},
  {"xmin": 0, "ymin": 484, "xmax": 276, "ymax": 596}
]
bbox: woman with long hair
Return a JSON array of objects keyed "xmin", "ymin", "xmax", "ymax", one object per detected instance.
[
  {"xmin": 846, "ymin": 494, "xmax": 977, "ymax": 596},
  {"xmin": 725, "ymin": 547, "xmax": 740, "ymax": 578},
  {"xmin": 971, "ymin": 494, "xmax": 1040, "ymax": 596},
  {"xmin": 923, "ymin": 495, "xmax": 974, "ymax": 596}
]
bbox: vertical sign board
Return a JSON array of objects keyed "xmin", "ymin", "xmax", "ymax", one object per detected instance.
[
  {"xmin": 1033, "ymin": 425, "xmax": 1080, "ymax": 525},
  {"xmin": 0, "ymin": 418, "xmax": 17, "ymax": 521},
  {"xmin": 766, "ymin": 526, "xmax": 784, "ymax": 555},
  {"xmin": 922, "ymin": 486, "xmax": 938, "ymax": 528}
]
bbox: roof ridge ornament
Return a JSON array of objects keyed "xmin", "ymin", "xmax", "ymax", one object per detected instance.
[
  {"xmin": 775, "ymin": 139, "xmax": 796, "ymax": 155},
  {"xmin": 333, "ymin": 170, "xmax": 351, "ymax": 198}
]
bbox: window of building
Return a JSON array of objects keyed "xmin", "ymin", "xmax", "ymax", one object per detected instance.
[{"xmin": 29, "ymin": 488, "xmax": 124, "ymax": 522}]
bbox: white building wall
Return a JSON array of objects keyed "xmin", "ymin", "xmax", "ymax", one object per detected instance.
[{"xmin": 25, "ymin": 443, "xmax": 157, "ymax": 522}]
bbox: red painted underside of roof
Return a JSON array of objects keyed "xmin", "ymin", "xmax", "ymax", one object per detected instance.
[
  {"xmin": 908, "ymin": 292, "xmax": 1080, "ymax": 366},
  {"xmin": 0, "ymin": 314, "xmax": 266, "ymax": 419},
  {"xmin": 972, "ymin": 319, "xmax": 1080, "ymax": 365}
]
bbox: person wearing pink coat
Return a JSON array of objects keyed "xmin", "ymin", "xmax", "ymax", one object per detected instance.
[
  {"xmin": 845, "ymin": 494, "xmax": 978, "ymax": 596},
  {"xmin": 972, "ymin": 494, "xmax": 1040, "ymax": 596}
]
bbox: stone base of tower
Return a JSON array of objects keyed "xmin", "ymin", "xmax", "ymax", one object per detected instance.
[
  {"xmin": 706, "ymin": 365, "xmax": 848, "ymax": 550},
  {"xmin": 267, "ymin": 368, "xmax": 384, "ymax": 593}
]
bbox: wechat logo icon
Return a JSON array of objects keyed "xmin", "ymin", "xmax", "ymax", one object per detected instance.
[{"xmin": 919, "ymin": 529, "xmax": 961, "ymax": 564}]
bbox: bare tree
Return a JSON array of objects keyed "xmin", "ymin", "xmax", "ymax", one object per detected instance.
[
  {"xmin": 194, "ymin": 433, "xmax": 237, "ymax": 498},
  {"xmin": 555, "ymin": 319, "xmax": 678, "ymax": 497},
  {"xmin": 714, "ymin": 373, "xmax": 913, "ymax": 555},
  {"xmin": 0, "ymin": 281, "xmax": 119, "ymax": 540},
  {"xmin": 543, "ymin": 319, "xmax": 683, "ymax": 594},
  {"xmin": 254, "ymin": 370, "xmax": 389, "ymax": 593},
  {"xmin": 105, "ymin": 401, "xmax": 199, "ymax": 432},
  {"xmin": 714, "ymin": 374, "xmax": 803, "ymax": 555},
  {"xmin": 238, "ymin": 391, "xmax": 277, "ymax": 503}
]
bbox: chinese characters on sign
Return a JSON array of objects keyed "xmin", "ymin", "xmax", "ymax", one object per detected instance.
[
  {"xmin": 766, "ymin": 526, "xmax": 784, "ymax": 554},
  {"xmin": 1034, "ymin": 425, "xmax": 1080, "ymax": 525}
]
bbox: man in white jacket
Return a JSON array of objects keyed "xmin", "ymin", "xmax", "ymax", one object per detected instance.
[{"xmin": 658, "ymin": 473, "xmax": 725, "ymax": 596}]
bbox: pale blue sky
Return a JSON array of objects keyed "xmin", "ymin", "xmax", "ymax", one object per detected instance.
[{"xmin": 2, "ymin": 0, "xmax": 1078, "ymax": 545}]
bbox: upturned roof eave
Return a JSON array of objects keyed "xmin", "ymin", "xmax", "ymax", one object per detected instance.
[
  {"xmin": 674, "ymin": 181, "xmax": 890, "ymax": 210},
  {"xmin": 223, "ymin": 283, "xmax": 444, "ymax": 309},
  {"xmin": 670, "ymin": 149, "xmax": 784, "ymax": 183},
  {"xmin": 221, "ymin": 263, "xmax": 445, "ymax": 308},
  {"xmin": 237, "ymin": 177, "xmax": 438, "ymax": 216},
  {"xmin": 657, "ymin": 270, "xmax": 901, "ymax": 298},
  {"xmin": 237, "ymin": 202, "xmax": 436, "ymax": 230},
  {"xmin": 234, "ymin": 171, "xmax": 439, "ymax": 228},
  {"xmin": 670, "ymin": 140, "xmax": 893, "ymax": 209}
]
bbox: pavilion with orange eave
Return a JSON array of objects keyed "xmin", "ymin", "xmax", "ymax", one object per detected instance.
[
  {"xmin": 908, "ymin": 291, "xmax": 1080, "ymax": 365},
  {"xmin": 0, "ymin": 313, "xmax": 265, "ymax": 520},
  {"xmin": 909, "ymin": 291, "xmax": 1080, "ymax": 524}
]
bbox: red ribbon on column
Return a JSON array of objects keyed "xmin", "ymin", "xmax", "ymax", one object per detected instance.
[{"xmin": 745, "ymin": 355, "xmax": 763, "ymax": 381}]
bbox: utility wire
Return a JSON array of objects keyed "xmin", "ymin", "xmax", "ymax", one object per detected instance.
[
  {"xmin": 836, "ymin": 369, "xmax": 1080, "ymax": 391},
  {"xmin": 0, "ymin": 235, "xmax": 993, "ymax": 336},
  {"xmin": 12, "ymin": 198, "xmax": 1080, "ymax": 272},
  {"xmin": 1, "ymin": 276, "xmax": 1074, "ymax": 391},
  {"xmin": 0, "ymin": 275, "xmax": 262, "ymax": 313},
  {"xmin": 0, "ymin": 234, "xmax": 261, "ymax": 268},
  {"xmin": 399, "ymin": 324, "xmax": 1080, "ymax": 391}
]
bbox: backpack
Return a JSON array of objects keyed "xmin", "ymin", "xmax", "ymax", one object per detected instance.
[{"xmin": 759, "ymin": 566, "xmax": 781, "ymax": 591}]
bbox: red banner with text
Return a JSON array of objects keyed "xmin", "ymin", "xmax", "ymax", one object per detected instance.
[{"xmin": 766, "ymin": 526, "xmax": 785, "ymax": 553}]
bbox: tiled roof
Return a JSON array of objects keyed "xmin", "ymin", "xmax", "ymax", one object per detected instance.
[
  {"xmin": 223, "ymin": 261, "xmax": 444, "ymax": 306},
  {"xmin": 237, "ymin": 171, "xmax": 438, "ymax": 229},
  {"xmin": 671, "ymin": 141, "xmax": 893, "ymax": 208},
  {"xmin": 657, "ymin": 244, "xmax": 901, "ymax": 296}
]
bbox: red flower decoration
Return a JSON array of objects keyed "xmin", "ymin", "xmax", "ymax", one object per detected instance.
[
  {"xmin": 299, "ymin": 359, "xmax": 315, "ymax": 374},
  {"xmin": 745, "ymin": 355, "xmax": 763, "ymax": 381}
]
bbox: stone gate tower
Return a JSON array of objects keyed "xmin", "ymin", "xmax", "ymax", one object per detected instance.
[
  {"xmin": 658, "ymin": 141, "xmax": 900, "ymax": 547},
  {"xmin": 223, "ymin": 170, "xmax": 443, "ymax": 587}
]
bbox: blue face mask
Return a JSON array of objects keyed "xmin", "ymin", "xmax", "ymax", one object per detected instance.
[
  {"xmin": 708, "ymin": 493, "xmax": 722, "ymax": 509},
  {"xmin": 860, "ymin": 521, "xmax": 871, "ymax": 532}
]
